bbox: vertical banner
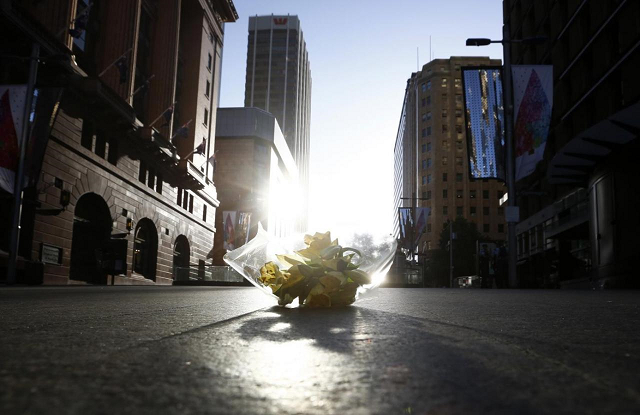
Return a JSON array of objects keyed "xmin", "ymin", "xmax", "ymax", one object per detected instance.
[
  {"xmin": 235, "ymin": 211, "xmax": 252, "ymax": 247},
  {"xmin": 0, "ymin": 85, "xmax": 27, "ymax": 193},
  {"xmin": 512, "ymin": 65, "xmax": 553, "ymax": 181},
  {"xmin": 25, "ymin": 88, "xmax": 62, "ymax": 188},
  {"xmin": 461, "ymin": 67, "xmax": 505, "ymax": 181},
  {"xmin": 413, "ymin": 207, "xmax": 430, "ymax": 247},
  {"xmin": 398, "ymin": 207, "xmax": 413, "ymax": 250},
  {"xmin": 222, "ymin": 211, "xmax": 236, "ymax": 251}
]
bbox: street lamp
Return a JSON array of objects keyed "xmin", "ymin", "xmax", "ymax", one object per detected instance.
[{"xmin": 466, "ymin": 28, "xmax": 546, "ymax": 288}]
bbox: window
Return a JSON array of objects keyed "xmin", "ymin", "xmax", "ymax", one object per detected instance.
[
  {"xmin": 470, "ymin": 190, "xmax": 476, "ymax": 198},
  {"xmin": 421, "ymin": 144, "xmax": 427, "ymax": 153},
  {"xmin": 204, "ymin": 107, "xmax": 209, "ymax": 126},
  {"xmin": 483, "ymin": 207, "xmax": 490, "ymax": 216},
  {"xmin": 456, "ymin": 189, "xmax": 463, "ymax": 198},
  {"xmin": 442, "ymin": 93, "xmax": 448, "ymax": 102},
  {"xmin": 427, "ymin": 80, "xmax": 431, "ymax": 90},
  {"xmin": 426, "ymin": 111, "xmax": 432, "ymax": 120},
  {"xmin": 427, "ymin": 174, "xmax": 432, "ymax": 184},
  {"xmin": 443, "ymin": 206, "xmax": 448, "ymax": 215},
  {"xmin": 456, "ymin": 125, "xmax": 463, "ymax": 134},
  {"xmin": 457, "ymin": 140, "xmax": 464, "ymax": 150},
  {"xmin": 422, "ymin": 113, "xmax": 427, "ymax": 122},
  {"xmin": 422, "ymin": 176, "xmax": 426, "ymax": 185},
  {"xmin": 483, "ymin": 224, "xmax": 490, "ymax": 233},
  {"xmin": 426, "ymin": 191, "xmax": 432, "ymax": 200},
  {"xmin": 442, "ymin": 109, "xmax": 448, "ymax": 118},
  {"xmin": 498, "ymin": 224, "xmax": 505, "ymax": 233},
  {"xmin": 456, "ymin": 206, "xmax": 463, "ymax": 216},
  {"xmin": 427, "ymin": 223, "xmax": 432, "ymax": 233},
  {"xmin": 207, "ymin": 53, "xmax": 212, "ymax": 71},
  {"xmin": 422, "ymin": 128, "xmax": 427, "ymax": 137},
  {"xmin": 442, "ymin": 156, "xmax": 448, "ymax": 165},
  {"xmin": 422, "ymin": 98, "xmax": 426, "ymax": 107},
  {"xmin": 470, "ymin": 206, "xmax": 476, "ymax": 216},
  {"xmin": 454, "ymin": 78, "xmax": 461, "ymax": 88},
  {"xmin": 456, "ymin": 109, "xmax": 462, "ymax": 118},
  {"xmin": 455, "ymin": 65, "xmax": 460, "ymax": 72},
  {"xmin": 421, "ymin": 83, "xmax": 427, "ymax": 92},
  {"xmin": 188, "ymin": 194, "xmax": 194, "ymax": 213},
  {"xmin": 483, "ymin": 190, "xmax": 489, "ymax": 199},
  {"xmin": 441, "ymin": 78, "xmax": 447, "ymax": 88},
  {"xmin": 456, "ymin": 173, "xmax": 463, "ymax": 182},
  {"xmin": 422, "ymin": 160, "xmax": 427, "ymax": 170},
  {"xmin": 442, "ymin": 124, "xmax": 448, "ymax": 133},
  {"xmin": 442, "ymin": 173, "xmax": 448, "ymax": 182},
  {"xmin": 208, "ymin": 30, "xmax": 214, "ymax": 43},
  {"xmin": 427, "ymin": 126, "xmax": 432, "ymax": 136},
  {"xmin": 422, "ymin": 191, "xmax": 427, "ymax": 199},
  {"xmin": 497, "ymin": 190, "xmax": 504, "ymax": 200},
  {"xmin": 427, "ymin": 96, "xmax": 431, "ymax": 105},
  {"xmin": 176, "ymin": 188, "xmax": 182, "ymax": 206},
  {"xmin": 427, "ymin": 158, "xmax": 432, "ymax": 168},
  {"xmin": 443, "ymin": 189, "xmax": 448, "ymax": 198},
  {"xmin": 203, "ymin": 204, "xmax": 207, "ymax": 222},
  {"xmin": 205, "ymin": 80, "xmax": 211, "ymax": 98},
  {"xmin": 456, "ymin": 157, "xmax": 462, "ymax": 166},
  {"xmin": 427, "ymin": 142, "xmax": 432, "ymax": 152},
  {"xmin": 456, "ymin": 94, "xmax": 462, "ymax": 104},
  {"xmin": 442, "ymin": 140, "xmax": 449, "ymax": 150}
]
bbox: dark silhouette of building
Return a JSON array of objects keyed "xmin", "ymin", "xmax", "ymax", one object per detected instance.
[
  {"xmin": 504, "ymin": 0, "xmax": 640, "ymax": 288},
  {"xmin": 0, "ymin": 0, "xmax": 237, "ymax": 284}
]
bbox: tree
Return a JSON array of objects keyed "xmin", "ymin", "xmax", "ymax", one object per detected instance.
[{"xmin": 427, "ymin": 216, "xmax": 487, "ymax": 286}]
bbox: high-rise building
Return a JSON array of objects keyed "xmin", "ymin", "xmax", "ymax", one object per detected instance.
[
  {"xmin": 393, "ymin": 57, "xmax": 507, "ymax": 274},
  {"xmin": 0, "ymin": 0, "xmax": 237, "ymax": 284},
  {"xmin": 244, "ymin": 15, "xmax": 311, "ymax": 230},
  {"xmin": 504, "ymin": 0, "xmax": 640, "ymax": 288}
]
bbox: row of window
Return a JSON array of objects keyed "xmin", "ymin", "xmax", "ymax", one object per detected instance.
[
  {"xmin": 421, "ymin": 124, "xmax": 464, "ymax": 137},
  {"xmin": 421, "ymin": 140, "xmax": 465, "ymax": 154},
  {"xmin": 420, "ymin": 78, "xmax": 463, "ymax": 92},
  {"xmin": 138, "ymin": 161, "xmax": 163, "ymax": 195},
  {"xmin": 423, "ymin": 222, "xmax": 505, "ymax": 234},
  {"xmin": 421, "ymin": 94, "xmax": 463, "ymax": 108},
  {"xmin": 421, "ymin": 157, "xmax": 465, "ymax": 170}
]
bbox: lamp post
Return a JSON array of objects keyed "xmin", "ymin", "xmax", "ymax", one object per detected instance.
[{"xmin": 466, "ymin": 29, "xmax": 546, "ymax": 288}]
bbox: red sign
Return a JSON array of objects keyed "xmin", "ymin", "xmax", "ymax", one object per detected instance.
[{"xmin": 273, "ymin": 18, "xmax": 287, "ymax": 25}]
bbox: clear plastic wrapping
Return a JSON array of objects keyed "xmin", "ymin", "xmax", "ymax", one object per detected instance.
[{"xmin": 224, "ymin": 225, "xmax": 397, "ymax": 308}]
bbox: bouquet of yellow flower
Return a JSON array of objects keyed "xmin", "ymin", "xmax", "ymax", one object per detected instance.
[{"xmin": 224, "ymin": 225, "xmax": 396, "ymax": 308}]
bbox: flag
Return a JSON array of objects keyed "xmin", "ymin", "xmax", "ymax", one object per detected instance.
[
  {"xmin": 512, "ymin": 65, "xmax": 553, "ymax": 181},
  {"xmin": 194, "ymin": 139, "xmax": 206, "ymax": 155},
  {"xmin": 160, "ymin": 105, "xmax": 173, "ymax": 127},
  {"xmin": 0, "ymin": 85, "xmax": 27, "ymax": 193},
  {"xmin": 115, "ymin": 56, "xmax": 128, "ymax": 84},
  {"xmin": 171, "ymin": 122, "xmax": 189, "ymax": 143},
  {"xmin": 69, "ymin": 3, "xmax": 91, "ymax": 38},
  {"xmin": 462, "ymin": 67, "xmax": 506, "ymax": 181},
  {"xmin": 223, "ymin": 211, "xmax": 237, "ymax": 251},
  {"xmin": 398, "ymin": 207, "xmax": 413, "ymax": 249}
]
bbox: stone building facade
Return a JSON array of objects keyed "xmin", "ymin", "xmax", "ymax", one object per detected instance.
[{"xmin": 0, "ymin": 0, "xmax": 238, "ymax": 284}]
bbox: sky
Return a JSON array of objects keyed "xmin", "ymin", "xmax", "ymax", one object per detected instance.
[{"xmin": 219, "ymin": 0, "xmax": 504, "ymax": 238}]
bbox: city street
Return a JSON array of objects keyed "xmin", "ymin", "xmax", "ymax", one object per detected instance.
[{"xmin": 1, "ymin": 287, "xmax": 639, "ymax": 414}]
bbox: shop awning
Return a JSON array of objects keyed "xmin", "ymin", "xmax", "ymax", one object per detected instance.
[{"xmin": 548, "ymin": 101, "xmax": 640, "ymax": 184}]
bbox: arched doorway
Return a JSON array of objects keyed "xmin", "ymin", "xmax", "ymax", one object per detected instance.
[
  {"xmin": 133, "ymin": 218, "xmax": 158, "ymax": 281},
  {"xmin": 69, "ymin": 193, "xmax": 112, "ymax": 284},
  {"xmin": 173, "ymin": 235, "xmax": 190, "ymax": 281}
]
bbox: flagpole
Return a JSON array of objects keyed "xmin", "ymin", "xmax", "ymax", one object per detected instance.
[
  {"xmin": 149, "ymin": 101, "xmax": 177, "ymax": 127},
  {"xmin": 98, "ymin": 47, "xmax": 132, "ymax": 78},
  {"xmin": 129, "ymin": 74, "xmax": 155, "ymax": 99},
  {"xmin": 7, "ymin": 43, "xmax": 40, "ymax": 285}
]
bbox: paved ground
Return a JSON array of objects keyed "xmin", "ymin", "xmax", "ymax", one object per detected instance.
[{"xmin": 1, "ymin": 286, "xmax": 639, "ymax": 414}]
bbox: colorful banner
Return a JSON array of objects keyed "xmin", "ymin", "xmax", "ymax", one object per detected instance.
[
  {"xmin": 413, "ymin": 207, "xmax": 430, "ymax": 247},
  {"xmin": 0, "ymin": 85, "xmax": 27, "ymax": 193},
  {"xmin": 235, "ymin": 211, "xmax": 252, "ymax": 247},
  {"xmin": 398, "ymin": 207, "xmax": 413, "ymax": 250},
  {"xmin": 461, "ymin": 67, "xmax": 506, "ymax": 181},
  {"xmin": 512, "ymin": 65, "xmax": 553, "ymax": 181},
  {"xmin": 222, "ymin": 211, "xmax": 236, "ymax": 251}
]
